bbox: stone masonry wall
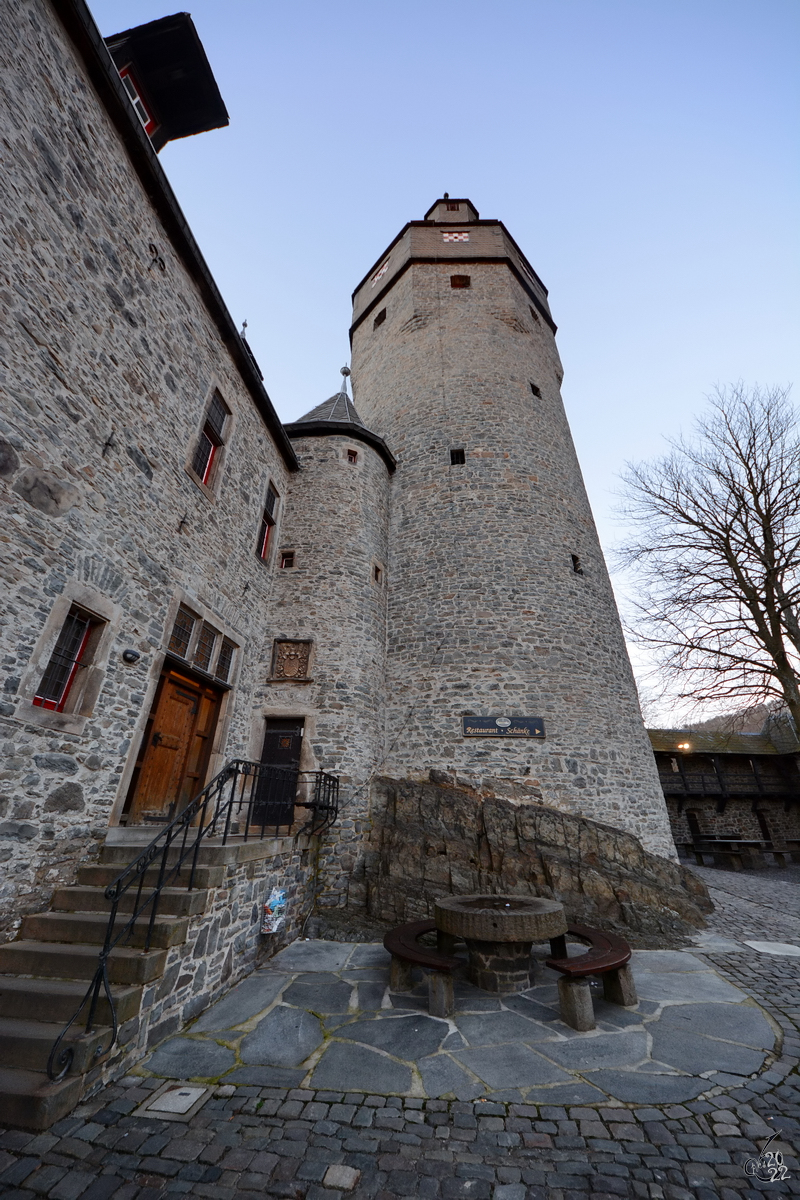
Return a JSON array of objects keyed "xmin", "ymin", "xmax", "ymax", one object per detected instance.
[
  {"xmin": 0, "ymin": 0, "xmax": 294, "ymax": 936},
  {"xmin": 357, "ymin": 775, "xmax": 711, "ymax": 948},
  {"xmin": 266, "ymin": 432, "xmax": 391, "ymax": 908},
  {"xmin": 350, "ymin": 247, "xmax": 676, "ymax": 858},
  {"xmin": 85, "ymin": 837, "xmax": 316, "ymax": 1096}
]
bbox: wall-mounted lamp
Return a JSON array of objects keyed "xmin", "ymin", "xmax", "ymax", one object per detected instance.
[{"xmin": 122, "ymin": 649, "xmax": 141, "ymax": 664}]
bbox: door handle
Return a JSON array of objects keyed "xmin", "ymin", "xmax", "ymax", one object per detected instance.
[{"xmin": 152, "ymin": 731, "xmax": 163, "ymax": 747}]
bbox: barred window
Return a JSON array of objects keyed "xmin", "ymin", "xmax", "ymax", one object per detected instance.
[
  {"xmin": 168, "ymin": 607, "xmax": 196, "ymax": 657},
  {"xmin": 191, "ymin": 390, "xmax": 229, "ymax": 485},
  {"xmin": 215, "ymin": 637, "xmax": 236, "ymax": 683},
  {"xmin": 33, "ymin": 606, "xmax": 100, "ymax": 712}
]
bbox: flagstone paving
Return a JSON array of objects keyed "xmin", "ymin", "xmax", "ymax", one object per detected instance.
[
  {"xmin": 0, "ymin": 864, "xmax": 798, "ymax": 1198},
  {"xmin": 136, "ymin": 942, "xmax": 780, "ymax": 1108}
]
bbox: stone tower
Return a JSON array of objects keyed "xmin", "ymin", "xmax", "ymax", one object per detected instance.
[{"xmin": 350, "ymin": 197, "xmax": 675, "ymax": 858}]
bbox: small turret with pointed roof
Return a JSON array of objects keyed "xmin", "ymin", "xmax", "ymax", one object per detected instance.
[{"xmin": 283, "ymin": 366, "xmax": 396, "ymax": 471}]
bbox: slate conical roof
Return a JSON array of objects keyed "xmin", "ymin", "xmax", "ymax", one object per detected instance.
[{"xmin": 283, "ymin": 367, "xmax": 396, "ymax": 472}]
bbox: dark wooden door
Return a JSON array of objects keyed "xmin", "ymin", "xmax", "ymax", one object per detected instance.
[
  {"xmin": 253, "ymin": 719, "xmax": 303, "ymax": 829},
  {"xmin": 125, "ymin": 668, "xmax": 221, "ymax": 824}
]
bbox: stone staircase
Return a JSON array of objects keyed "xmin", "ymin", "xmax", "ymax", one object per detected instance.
[{"xmin": 0, "ymin": 844, "xmax": 221, "ymax": 1131}]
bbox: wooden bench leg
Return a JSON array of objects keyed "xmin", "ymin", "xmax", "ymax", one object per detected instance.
[
  {"xmin": 390, "ymin": 955, "xmax": 414, "ymax": 992},
  {"xmin": 602, "ymin": 964, "xmax": 637, "ymax": 1007},
  {"xmin": 549, "ymin": 934, "xmax": 567, "ymax": 959},
  {"xmin": 428, "ymin": 971, "xmax": 454, "ymax": 1018},
  {"xmin": 557, "ymin": 976, "xmax": 595, "ymax": 1031},
  {"xmin": 437, "ymin": 931, "xmax": 458, "ymax": 955}
]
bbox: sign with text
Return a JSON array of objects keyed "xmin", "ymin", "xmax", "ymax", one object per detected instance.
[{"xmin": 462, "ymin": 716, "xmax": 545, "ymax": 738}]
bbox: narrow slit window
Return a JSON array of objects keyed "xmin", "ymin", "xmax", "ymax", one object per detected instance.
[
  {"xmin": 194, "ymin": 622, "xmax": 217, "ymax": 672},
  {"xmin": 168, "ymin": 607, "xmax": 196, "ymax": 657},
  {"xmin": 572, "ymin": 554, "xmax": 584, "ymax": 575},
  {"xmin": 33, "ymin": 607, "xmax": 96, "ymax": 711},
  {"xmin": 258, "ymin": 484, "xmax": 279, "ymax": 560},
  {"xmin": 215, "ymin": 637, "xmax": 236, "ymax": 683},
  {"xmin": 530, "ymin": 383, "xmax": 541, "ymax": 398},
  {"xmin": 280, "ymin": 551, "xmax": 295, "ymax": 569},
  {"xmin": 450, "ymin": 275, "xmax": 471, "ymax": 289},
  {"xmin": 373, "ymin": 564, "xmax": 383, "ymax": 584},
  {"xmin": 450, "ymin": 448, "xmax": 466, "ymax": 466},
  {"xmin": 191, "ymin": 390, "xmax": 229, "ymax": 485},
  {"xmin": 529, "ymin": 305, "xmax": 540, "ymax": 323},
  {"xmin": 373, "ymin": 308, "xmax": 386, "ymax": 329}
]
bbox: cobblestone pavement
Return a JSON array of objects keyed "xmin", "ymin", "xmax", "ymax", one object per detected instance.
[{"xmin": 1, "ymin": 865, "xmax": 798, "ymax": 1199}]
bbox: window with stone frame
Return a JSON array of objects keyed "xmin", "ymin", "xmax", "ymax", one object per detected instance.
[
  {"xmin": 33, "ymin": 605, "xmax": 105, "ymax": 712},
  {"xmin": 270, "ymin": 640, "xmax": 312, "ymax": 681},
  {"xmin": 167, "ymin": 607, "xmax": 237, "ymax": 680},
  {"xmin": 257, "ymin": 483, "xmax": 280, "ymax": 560},
  {"xmin": 191, "ymin": 390, "xmax": 229, "ymax": 485}
]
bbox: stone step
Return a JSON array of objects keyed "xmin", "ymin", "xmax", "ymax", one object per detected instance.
[
  {"xmin": 100, "ymin": 841, "xmax": 236, "ymax": 867},
  {"xmin": 0, "ymin": 975, "xmax": 141, "ymax": 1025},
  {"xmin": 51, "ymin": 884, "xmax": 208, "ymax": 918},
  {"xmin": 0, "ymin": 1016, "xmax": 111, "ymax": 1075},
  {"xmin": 0, "ymin": 1066, "xmax": 85, "ymax": 1132},
  {"xmin": 77, "ymin": 862, "xmax": 225, "ymax": 889},
  {"xmin": 21, "ymin": 910, "xmax": 189, "ymax": 950},
  {"xmin": 0, "ymin": 941, "xmax": 167, "ymax": 984}
]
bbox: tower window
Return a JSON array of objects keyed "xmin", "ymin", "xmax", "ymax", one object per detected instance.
[
  {"xmin": 347, "ymin": 449, "xmax": 358, "ymax": 464},
  {"xmin": 572, "ymin": 554, "xmax": 584, "ymax": 575},
  {"xmin": 118, "ymin": 65, "xmax": 158, "ymax": 137},
  {"xmin": 33, "ymin": 606, "xmax": 103, "ymax": 712},
  {"xmin": 530, "ymin": 383, "xmax": 541, "ymax": 398},
  {"xmin": 373, "ymin": 308, "xmax": 386, "ymax": 329},
  {"xmin": 257, "ymin": 484, "xmax": 279, "ymax": 560},
  {"xmin": 280, "ymin": 551, "xmax": 295, "ymax": 569},
  {"xmin": 529, "ymin": 305, "xmax": 540, "ymax": 323},
  {"xmin": 191, "ymin": 390, "xmax": 229, "ymax": 486},
  {"xmin": 373, "ymin": 564, "xmax": 383, "ymax": 584},
  {"xmin": 450, "ymin": 275, "xmax": 471, "ymax": 289},
  {"xmin": 446, "ymin": 202, "xmax": 460, "ymax": 211},
  {"xmin": 450, "ymin": 448, "xmax": 466, "ymax": 466},
  {"xmin": 168, "ymin": 606, "xmax": 196, "ymax": 657}
]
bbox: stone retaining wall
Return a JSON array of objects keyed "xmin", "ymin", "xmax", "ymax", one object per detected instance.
[{"xmin": 354, "ymin": 775, "xmax": 712, "ymax": 947}]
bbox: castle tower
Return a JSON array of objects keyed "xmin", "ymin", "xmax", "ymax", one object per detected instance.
[
  {"xmin": 277, "ymin": 372, "xmax": 395, "ymax": 903},
  {"xmin": 350, "ymin": 197, "xmax": 675, "ymax": 857}
]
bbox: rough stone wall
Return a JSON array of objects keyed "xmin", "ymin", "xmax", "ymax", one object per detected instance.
[
  {"xmin": 358, "ymin": 775, "xmax": 711, "ymax": 947},
  {"xmin": 667, "ymin": 798, "xmax": 800, "ymax": 847},
  {"xmin": 351, "ymin": 250, "xmax": 676, "ymax": 858},
  {"xmin": 0, "ymin": 0, "xmax": 293, "ymax": 936},
  {"xmin": 88, "ymin": 837, "xmax": 315, "ymax": 1095},
  {"xmin": 265, "ymin": 433, "xmax": 391, "ymax": 907}
]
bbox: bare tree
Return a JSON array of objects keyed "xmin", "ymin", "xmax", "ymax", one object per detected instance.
[{"xmin": 618, "ymin": 383, "xmax": 800, "ymax": 730}]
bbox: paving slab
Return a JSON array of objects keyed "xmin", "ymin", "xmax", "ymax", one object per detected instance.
[
  {"xmin": 629, "ymin": 949, "xmax": 709, "ymax": 972},
  {"xmin": 145, "ymin": 1037, "xmax": 236, "ymax": 1080},
  {"xmin": 742, "ymin": 940, "xmax": 800, "ymax": 956},
  {"xmin": 190, "ymin": 973, "xmax": 287, "ymax": 1031},
  {"xmin": 584, "ymin": 1069, "xmax": 709, "ymax": 1103},
  {"xmin": 540, "ymin": 1029, "xmax": 649, "ymax": 1070},
  {"xmin": 356, "ymin": 981, "xmax": 388, "ymax": 1009},
  {"xmin": 417, "ymin": 1054, "xmax": 485, "ymax": 1100},
  {"xmin": 269, "ymin": 940, "xmax": 354, "ymax": 972},
  {"xmin": 632, "ymin": 968, "xmax": 745, "ymax": 1004},
  {"xmin": 657, "ymin": 1000, "xmax": 776, "ymax": 1049},
  {"xmin": 225, "ymin": 1066, "xmax": 306, "ymax": 1087},
  {"xmin": 347, "ymin": 944, "xmax": 392, "ymax": 967},
  {"xmin": 453, "ymin": 1044, "xmax": 573, "ymax": 1089},
  {"xmin": 335, "ymin": 1013, "xmax": 448, "ymax": 1058},
  {"xmin": 455, "ymin": 1010, "xmax": 554, "ymax": 1046},
  {"xmin": 309, "ymin": 1041, "xmax": 413, "ymax": 1093},
  {"xmin": 239, "ymin": 1005, "xmax": 324, "ymax": 1067},
  {"xmin": 522, "ymin": 1081, "xmax": 609, "ymax": 1105},
  {"xmin": 649, "ymin": 1027, "xmax": 768, "ymax": 1076},
  {"xmin": 282, "ymin": 977, "xmax": 354, "ymax": 1012}
]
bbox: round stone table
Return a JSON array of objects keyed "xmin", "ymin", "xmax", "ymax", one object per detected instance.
[{"xmin": 434, "ymin": 894, "xmax": 567, "ymax": 993}]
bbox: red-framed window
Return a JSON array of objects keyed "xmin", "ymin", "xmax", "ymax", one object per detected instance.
[
  {"xmin": 33, "ymin": 607, "xmax": 95, "ymax": 711},
  {"xmin": 191, "ymin": 392, "xmax": 229, "ymax": 485},
  {"xmin": 257, "ymin": 484, "xmax": 279, "ymax": 560},
  {"xmin": 118, "ymin": 66, "xmax": 159, "ymax": 137}
]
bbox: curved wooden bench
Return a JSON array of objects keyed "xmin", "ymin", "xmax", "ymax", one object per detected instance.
[
  {"xmin": 383, "ymin": 919, "xmax": 462, "ymax": 1018},
  {"xmin": 545, "ymin": 923, "xmax": 637, "ymax": 1031}
]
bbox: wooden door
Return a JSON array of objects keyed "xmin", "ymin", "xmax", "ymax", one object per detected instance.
[
  {"xmin": 252, "ymin": 719, "xmax": 303, "ymax": 829},
  {"xmin": 125, "ymin": 668, "xmax": 221, "ymax": 824}
]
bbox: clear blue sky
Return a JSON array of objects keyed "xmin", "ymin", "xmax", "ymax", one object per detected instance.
[{"xmin": 91, "ymin": 0, "xmax": 799, "ymax": 679}]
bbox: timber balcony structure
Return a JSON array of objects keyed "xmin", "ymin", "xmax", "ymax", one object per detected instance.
[{"xmin": 0, "ymin": 760, "xmax": 338, "ymax": 1131}]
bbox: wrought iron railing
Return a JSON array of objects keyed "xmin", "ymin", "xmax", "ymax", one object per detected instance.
[{"xmin": 47, "ymin": 759, "xmax": 338, "ymax": 1081}]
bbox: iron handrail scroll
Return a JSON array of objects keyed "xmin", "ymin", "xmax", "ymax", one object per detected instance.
[{"xmin": 46, "ymin": 759, "xmax": 338, "ymax": 1081}]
